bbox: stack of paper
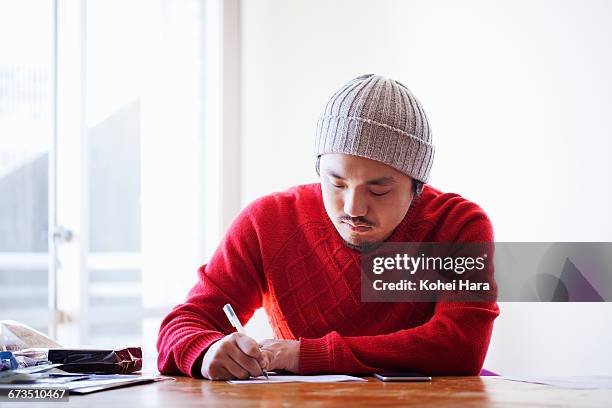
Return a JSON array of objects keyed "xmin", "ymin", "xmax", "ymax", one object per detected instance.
[{"xmin": 0, "ymin": 364, "xmax": 172, "ymax": 394}]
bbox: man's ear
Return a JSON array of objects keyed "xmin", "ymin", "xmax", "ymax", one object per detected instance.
[
  {"xmin": 315, "ymin": 155, "xmax": 321, "ymax": 176},
  {"xmin": 413, "ymin": 179, "xmax": 423, "ymax": 196}
]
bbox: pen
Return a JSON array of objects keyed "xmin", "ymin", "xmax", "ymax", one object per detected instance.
[{"xmin": 223, "ymin": 304, "xmax": 269, "ymax": 380}]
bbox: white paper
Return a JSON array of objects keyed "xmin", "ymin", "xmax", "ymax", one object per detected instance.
[
  {"xmin": 227, "ymin": 375, "xmax": 367, "ymax": 384},
  {"xmin": 499, "ymin": 376, "xmax": 612, "ymax": 389}
]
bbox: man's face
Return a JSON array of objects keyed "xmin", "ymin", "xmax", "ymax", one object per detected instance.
[{"xmin": 319, "ymin": 153, "xmax": 415, "ymax": 251}]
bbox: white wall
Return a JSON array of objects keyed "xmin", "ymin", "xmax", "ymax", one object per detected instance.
[{"xmin": 240, "ymin": 0, "xmax": 612, "ymax": 375}]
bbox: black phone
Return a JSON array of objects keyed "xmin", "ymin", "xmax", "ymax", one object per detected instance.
[{"xmin": 374, "ymin": 372, "xmax": 432, "ymax": 382}]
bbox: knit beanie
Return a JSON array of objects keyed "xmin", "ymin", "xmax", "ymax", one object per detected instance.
[{"xmin": 314, "ymin": 74, "xmax": 434, "ymax": 183}]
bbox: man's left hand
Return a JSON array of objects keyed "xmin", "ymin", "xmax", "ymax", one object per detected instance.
[{"xmin": 258, "ymin": 339, "xmax": 300, "ymax": 373}]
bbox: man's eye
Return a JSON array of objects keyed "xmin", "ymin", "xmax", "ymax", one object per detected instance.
[
  {"xmin": 371, "ymin": 191, "xmax": 389, "ymax": 196},
  {"xmin": 332, "ymin": 183, "xmax": 345, "ymax": 189}
]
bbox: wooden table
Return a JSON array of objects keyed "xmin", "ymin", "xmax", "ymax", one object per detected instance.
[{"xmin": 4, "ymin": 376, "xmax": 611, "ymax": 407}]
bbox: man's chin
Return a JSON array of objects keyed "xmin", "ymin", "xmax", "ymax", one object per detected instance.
[{"xmin": 342, "ymin": 238, "xmax": 383, "ymax": 253}]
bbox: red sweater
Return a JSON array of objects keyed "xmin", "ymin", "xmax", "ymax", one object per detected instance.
[{"xmin": 157, "ymin": 183, "xmax": 499, "ymax": 377}]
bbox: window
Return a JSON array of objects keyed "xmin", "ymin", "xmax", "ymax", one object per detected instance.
[
  {"xmin": 83, "ymin": 0, "xmax": 207, "ymax": 354},
  {"xmin": 2, "ymin": 1, "xmax": 211, "ymax": 363},
  {"xmin": 0, "ymin": 0, "xmax": 54, "ymax": 334}
]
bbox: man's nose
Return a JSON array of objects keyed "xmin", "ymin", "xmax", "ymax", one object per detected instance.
[{"xmin": 343, "ymin": 190, "xmax": 367, "ymax": 218}]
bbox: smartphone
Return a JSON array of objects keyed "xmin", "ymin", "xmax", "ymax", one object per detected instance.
[{"xmin": 374, "ymin": 372, "xmax": 432, "ymax": 382}]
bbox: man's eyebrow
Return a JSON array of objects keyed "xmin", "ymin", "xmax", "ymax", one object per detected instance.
[
  {"xmin": 328, "ymin": 171, "xmax": 345, "ymax": 180},
  {"xmin": 327, "ymin": 171, "xmax": 395, "ymax": 186},
  {"xmin": 366, "ymin": 176, "xmax": 395, "ymax": 186}
]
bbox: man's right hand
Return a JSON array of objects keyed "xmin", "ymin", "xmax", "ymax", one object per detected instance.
[{"xmin": 201, "ymin": 332, "xmax": 271, "ymax": 380}]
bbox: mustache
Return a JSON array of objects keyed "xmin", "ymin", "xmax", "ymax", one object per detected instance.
[{"xmin": 339, "ymin": 216, "xmax": 375, "ymax": 227}]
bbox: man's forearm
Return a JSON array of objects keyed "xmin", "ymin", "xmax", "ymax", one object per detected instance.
[{"xmin": 298, "ymin": 302, "xmax": 499, "ymax": 375}]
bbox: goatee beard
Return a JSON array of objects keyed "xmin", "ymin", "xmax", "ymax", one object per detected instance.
[{"xmin": 342, "ymin": 239, "xmax": 383, "ymax": 253}]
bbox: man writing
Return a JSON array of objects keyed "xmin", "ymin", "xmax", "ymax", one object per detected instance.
[{"xmin": 157, "ymin": 74, "xmax": 498, "ymax": 380}]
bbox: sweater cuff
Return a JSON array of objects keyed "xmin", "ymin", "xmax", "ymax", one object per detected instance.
[
  {"xmin": 299, "ymin": 336, "xmax": 331, "ymax": 374},
  {"xmin": 181, "ymin": 332, "xmax": 225, "ymax": 378}
]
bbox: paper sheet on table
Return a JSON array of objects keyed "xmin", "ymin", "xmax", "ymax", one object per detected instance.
[
  {"xmin": 227, "ymin": 375, "xmax": 367, "ymax": 384},
  {"xmin": 500, "ymin": 376, "xmax": 612, "ymax": 389}
]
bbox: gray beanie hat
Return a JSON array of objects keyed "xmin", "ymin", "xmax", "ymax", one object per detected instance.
[{"xmin": 314, "ymin": 74, "xmax": 434, "ymax": 183}]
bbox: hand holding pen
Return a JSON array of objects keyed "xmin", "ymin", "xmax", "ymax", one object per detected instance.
[
  {"xmin": 223, "ymin": 304, "xmax": 269, "ymax": 379},
  {"xmin": 200, "ymin": 304, "xmax": 271, "ymax": 381}
]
